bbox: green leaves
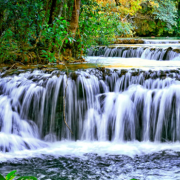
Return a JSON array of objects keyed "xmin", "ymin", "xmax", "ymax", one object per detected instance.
[
  {"xmin": 79, "ymin": 0, "xmax": 133, "ymax": 51},
  {"xmin": 134, "ymin": 0, "xmax": 178, "ymax": 36},
  {"xmin": 41, "ymin": 50, "xmax": 56, "ymax": 63},
  {"xmin": 0, "ymin": 174, "xmax": 5, "ymax": 180},
  {"xmin": 5, "ymin": 171, "xmax": 18, "ymax": 180},
  {"xmin": 0, "ymin": 171, "xmax": 37, "ymax": 180}
]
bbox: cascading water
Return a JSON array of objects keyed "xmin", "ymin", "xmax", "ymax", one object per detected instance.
[
  {"xmin": 88, "ymin": 46, "xmax": 180, "ymax": 60},
  {"xmin": 143, "ymin": 40, "xmax": 180, "ymax": 44},
  {"xmin": 1, "ymin": 68, "xmax": 180, "ymax": 153},
  {"xmin": 1, "ymin": 38, "xmax": 180, "ymax": 179}
]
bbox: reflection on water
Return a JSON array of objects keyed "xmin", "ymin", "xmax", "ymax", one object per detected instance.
[{"xmin": 86, "ymin": 56, "xmax": 180, "ymax": 69}]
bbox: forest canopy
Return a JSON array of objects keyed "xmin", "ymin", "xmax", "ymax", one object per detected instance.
[{"xmin": 0, "ymin": 0, "xmax": 179, "ymax": 64}]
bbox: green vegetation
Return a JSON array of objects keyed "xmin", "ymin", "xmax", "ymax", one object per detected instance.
[
  {"xmin": 0, "ymin": 0, "xmax": 179, "ymax": 64},
  {"xmin": 0, "ymin": 170, "xmax": 37, "ymax": 180},
  {"xmin": 133, "ymin": 0, "xmax": 179, "ymax": 36}
]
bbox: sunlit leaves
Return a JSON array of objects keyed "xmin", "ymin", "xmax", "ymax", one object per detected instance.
[
  {"xmin": 95, "ymin": 0, "xmax": 178, "ymax": 36},
  {"xmin": 130, "ymin": 0, "xmax": 178, "ymax": 36}
]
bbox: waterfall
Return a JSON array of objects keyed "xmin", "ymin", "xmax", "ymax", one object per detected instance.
[
  {"xmin": 88, "ymin": 47, "xmax": 180, "ymax": 60},
  {"xmin": 143, "ymin": 40, "xmax": 180, "ymax": 44},
  {"xmin": 1, "ymin": 68, "xmax": 180, "ymax": 152}
]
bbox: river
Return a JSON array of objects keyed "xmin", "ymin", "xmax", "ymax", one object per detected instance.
[{"xmin": 0, "ymin": 39, "xmax": 180, "ymax": 179}]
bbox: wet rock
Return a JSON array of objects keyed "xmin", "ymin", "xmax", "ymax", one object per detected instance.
[
  {"xmin": 150, "ymin": 73, "xmax": 158, "ymax": 79},
  {"xmin": 137, "ymin": 39, "xmax": 144, "ymax": 44},
  {"xmin": 105, "ymin": 69, "xmax": 111, "ymax": 74},
  {"xmin": 148, "ymin": 70, "xmax": 153, "ymax": 74},
  {"xmin": 170, "ymin": 69, "xmax": 179, "ymax": 73},
  {"xmin": 169, "ymin": 73, "xmax": 174, "ymax": 78},
  {"xmin": 71, "ymin": 72, "xmax": 78, "ymax": 81},
  {"xmin": 164, "ymin": 70, "xmax": 169, "ymax": 74},
  {"xmin": 131, "ymin": 72, "xmax": 139, "ymax": 76},
  {"xmin": 176, "ymin": 78, "xmax": 180, "ymax": 81},
  {"xmin": 37, "ymin": 65, "xmax": 47, "ymax": 70},
  {"xmin": 1, "ymin": 69, "xmax": 20, "ymax": 78},
  {"xmin": 150, "ymin": 48, "xmax": 156, "ymax": 51},
  {"xmin": 173, "ymin": 49, "xmax": 180, "ymax": 54},
  {"xmin": 163, "ymin": 47, "xmax": 173, "ymax": 60},
  {"xmin": 114, "ymin": 69, "xmax": 118, "ymax": 72},
  {"xmin": 113, "ymin": 39, "xmax": 144, "ymax": 44},
  {"xmin": 159, "ymin": 70, "xmax": 166, "ymax": 77},
  {"xmin": 44, "ymin": 69, "xmax": 53, "ymax": 73},
  {"xmin": 96, "ymin": 67, "xmax": 105, "ymax": 73},
  {"xmin": 144, "ymin": 72, "xmax": 150, "ymax": 80},
  {"xmin": 121, "ymin": 69, "xmax": 128, "ymax": 75}
]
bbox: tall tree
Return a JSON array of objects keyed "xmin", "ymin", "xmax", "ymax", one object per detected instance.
[
  {"xmin": 69, "ymin": 0, "xmax": 81, "ymax": 37},
  {"xmin": 48, "ymin": 0, "xmax": 57, "ymax": 25},
  {"xmin": 61, "ymin": 0, "xmax": 81, "ymax": 59}
]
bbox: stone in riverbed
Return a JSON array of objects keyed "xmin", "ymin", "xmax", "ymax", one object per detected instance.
[
  {"xmin": 121, "ymin": 69, "xmax": 128, "ymax": 75},
  {"xmin": 113, "ymin": 39, "xmax": 144, "ymax": 44}
]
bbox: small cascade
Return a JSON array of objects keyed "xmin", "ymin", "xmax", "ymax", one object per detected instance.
[
  {"xmin": 88, "ymin": 47, "xmax": 180, "ymax": 60},
  {"xmin": 114, "ymin": 39, "xmax": 180, "ymax": 44},
  {"xmin": 144, "ymin": 40, "xmax": 180, "ymax": 44},
  {"xmin": 1, "ymin": 69, "xmax": 180, "ymax": 152}
]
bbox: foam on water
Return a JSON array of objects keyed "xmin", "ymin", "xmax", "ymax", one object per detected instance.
[
  {"xmin": 88, "ymin": 46, "xmax": 180, "ymax": 60},
  {"xmin": 1, "ymin": 40, "xmax": 180, "ymax": 179},
  {"xmin": 1, "ymin": 141, "xmax": 180, "ymax": 162},
  {"xmin": 1, "ymin": 68, "xmax": 180, "ymax": 164},
  {"xmin": 1, "ymin": 66, "xmax": 180, "ymax": 179}
]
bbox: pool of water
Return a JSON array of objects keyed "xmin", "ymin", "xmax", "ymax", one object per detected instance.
[
  {"xmin": 86, "ymin": 56, "xmax": 180, "ymax": 69},
  {"xmin": 1, "ymin": 141, "xmax": 180, "ymax": 179}
]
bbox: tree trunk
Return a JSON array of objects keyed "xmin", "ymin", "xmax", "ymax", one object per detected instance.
[
  {"xmin": 0, "ymin": 11, "xmax": 4, "ymax": 37},
  {"xmin": 115, "ymin": 0, "xmax": 120, "ymax": 6},
  {"xmin": 61, "ymin": 0, "xmax": 81, "ymax": 60},
  {"xmin": 69, "ymin": 0, "xmax": 81, "ymax": 37},
  {"xmin": 48, "ymin": 0, "xmax": 57, "ymax": 25},
  {"xmin": 48, "ymin": 0, "xmax": 66, "ymax": 24}
]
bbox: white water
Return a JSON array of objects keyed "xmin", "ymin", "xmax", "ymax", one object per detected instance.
[
  {"xmin": 89, "ymin": 46, "xmax": 180, "ymax": 60},
  {"xmin": 1, "ymin": 40, "xmax": 180, "ymax": 179},
  {"xmin": 1, "ymin": 67, "xmax": 180, "ymax": 155},
  {"xmin": 86, "ymin": 56, "xmax": 180, "ymax": 68},
  {"xmin": 1, "ymin": 141, "xmax": 180, "ymax": 162},
  {"xmin": 143, "ymin": 39, "xmax": 180, "ymax": 44}
]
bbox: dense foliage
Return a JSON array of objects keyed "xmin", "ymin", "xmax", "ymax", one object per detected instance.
[
  {"xmin": 97, "ymin": 0, "xmax": 179, "ymax": 36},
  {"xmin": 0, "ymin": 0, "xmax": 179, "ymax": 63},
  {"xmin": 133, "ymin": 0, "xmax": 178, "ymax": 36}
]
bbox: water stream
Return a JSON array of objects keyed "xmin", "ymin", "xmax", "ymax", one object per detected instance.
[
  {"xmin": 1, "ymin": 40, "xmax": 180, "ymax": 179},
  {"xmin": 88, "ymin": 46, "xmax": 180, "ymax": 60}
]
